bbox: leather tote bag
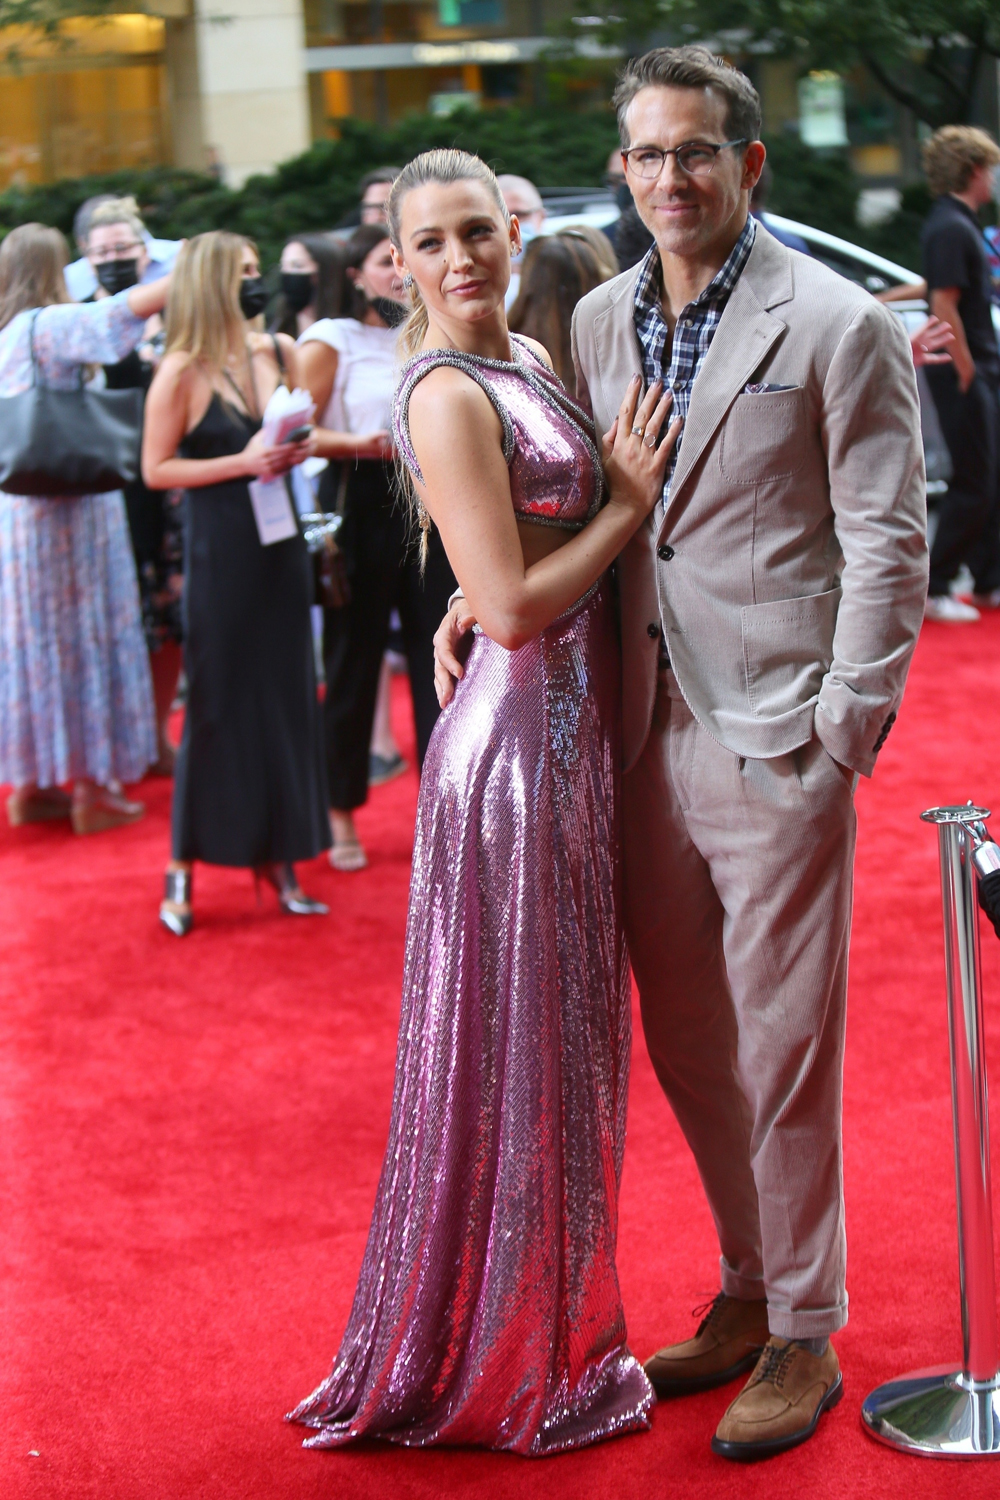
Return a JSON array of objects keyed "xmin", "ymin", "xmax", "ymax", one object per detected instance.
[{"xmin": 0, "ymin": 311, "xmax": 144, "ymax": 497}]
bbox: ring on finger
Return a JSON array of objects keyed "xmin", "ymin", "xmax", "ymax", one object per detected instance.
[
  {"xmin": 644, "ymin": 431, "xmax": 658, "ymax": 448},
  {"xmin": 631, "ymin": 424, "xmax": 645, "ymax": 438}
]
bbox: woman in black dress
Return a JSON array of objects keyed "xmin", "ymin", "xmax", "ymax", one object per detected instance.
[{"xmin": 143, "ymin": 231, "xmax": 330, "ymax": 935}]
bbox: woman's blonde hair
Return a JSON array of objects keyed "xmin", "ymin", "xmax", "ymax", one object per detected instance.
[
  {"xmin": 923, "ymin": 125, "xmax": 1000, "ymax": 198},
  {"xmin": 165, "ymin": 230, "xmax": 251, "ymax": 373},
  {"xmin": 86, "ymin": 195, "xmax": 146, "ymax": 246},
  {"xmin": 385, "ymin": 150, "xmax": 513, "ymax": 564},
  {"xmin": 0, "ymin": 223, "xmax": 70, "ymax": 330},
  {"xmin": 385, "ymin": 148, "xmax": 511, "ymax": 357}
]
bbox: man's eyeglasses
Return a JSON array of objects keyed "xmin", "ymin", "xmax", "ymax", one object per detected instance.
[
  {"xmin": 624, "ymin": 140, "xmax": 748, "ymax": 179},
  {"xmin": 88, "ymin": 242, "xmax": 144, "ymax": 262}
]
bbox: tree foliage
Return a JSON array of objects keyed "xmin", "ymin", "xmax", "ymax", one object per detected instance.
[
  {"xmin": 0, "ymin": 0, "xmax": 116, "ymax": 30},
  {"xmin": 584, "ymin": 0, "xmax": 1000, "ymax": 127},
  {"xmin": 0, "ymin": 108, "xmax": 622, "ymax": 263}
]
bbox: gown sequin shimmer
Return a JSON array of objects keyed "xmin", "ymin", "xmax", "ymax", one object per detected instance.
[{"xmin": 288, "ymin": 336, "xmax": 654, "ymax": 1455}]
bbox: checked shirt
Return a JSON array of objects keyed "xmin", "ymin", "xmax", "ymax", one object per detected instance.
[{"xmin": 632, "ymin": 214, "xmax": 756, "ymax": 508}]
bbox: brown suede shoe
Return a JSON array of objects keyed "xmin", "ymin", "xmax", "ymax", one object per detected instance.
[
  {"xmin": 644, "ymin": 1291, "xmax": 770, "ymax": 1397},
  {"xmin": 711, "ymin": 1336, "xmax": 843, "ymax": 1460},
  {"xmin": 7, "ymin": 786, "xmax": 72, "ymax": 826}
]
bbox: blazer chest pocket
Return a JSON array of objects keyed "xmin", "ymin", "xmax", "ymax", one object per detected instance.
[
  {"xmin": 741, "ymin": 586, "xmax": 841, "ymax": 718},
  {"xmin": 720, "ymin": 387, "xmax": 806, "ymax": 483}
]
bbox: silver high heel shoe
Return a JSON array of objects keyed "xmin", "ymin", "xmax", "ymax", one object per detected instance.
[
  {"xmin": 257, "ymin": 862, "xmax": 329, "ymax": 916},
  {"xmin": 160, "ymin": 868, "xmax": 193, "ymax": 937}
]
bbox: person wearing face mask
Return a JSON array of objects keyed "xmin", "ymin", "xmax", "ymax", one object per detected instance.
[
  {"xmin": 143, "ymin": 232, "xmax": 330, "ymax": 936},
  {"xmin": 296, "ymin": 223, "xmax": 457, "ymax": 871},
  {"xmin": 0, "ymin": 223, "xmax": 171, "ymax": 835},
  {"xmin": 269, "ymin": 233, "xmax": 348, "ymax": 340},
  {"xmin": 65, "ymin": 193, "xmax": 180, "ymax": 302},
  {"xmin": 497, "ymin": 174, "xmax": 546, "ymax": 309},
  {"xmin": 86, "ymin": 197, "xmax": 183, "ymax": 776}
]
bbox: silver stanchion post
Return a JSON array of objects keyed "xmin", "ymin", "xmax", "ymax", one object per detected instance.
[{"xmin": 862, "ymin": 803, "xmax": 1000, "ymax": 1456}]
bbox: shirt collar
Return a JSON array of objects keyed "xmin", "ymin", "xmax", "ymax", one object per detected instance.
[
  {"xmin": 634, "ymin": 213, "xmax": 756, "ymax": 317},
  {"xmin": 944, "ymin": 194, "xmax": 980, "ymax": 224}
]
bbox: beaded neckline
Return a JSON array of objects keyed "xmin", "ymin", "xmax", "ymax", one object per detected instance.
[{"xmin": 394, "ymin": 334, "xmax": 604, "ymax": 521}]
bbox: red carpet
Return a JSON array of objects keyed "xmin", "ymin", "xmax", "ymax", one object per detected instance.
[{"xmin": 5, "ymin": 624, "xmax": 1000, "ymax": 1499}]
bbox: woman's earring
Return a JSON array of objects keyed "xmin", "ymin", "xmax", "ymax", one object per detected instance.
[{"xmin": 402, "ymin": 271, "xmax": 414, "ymax": 290}]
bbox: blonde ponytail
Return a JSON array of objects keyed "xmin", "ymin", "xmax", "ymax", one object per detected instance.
[{"xmin": 386, "ymin": 148, "xmax": 512, "ymax": 564}]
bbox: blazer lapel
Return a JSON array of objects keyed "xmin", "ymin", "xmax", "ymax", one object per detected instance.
[{"xmin": 662, "ymin": 277, "xmax": 786, "ymax": 525}]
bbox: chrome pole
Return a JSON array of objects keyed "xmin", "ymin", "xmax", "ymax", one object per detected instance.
[{"xmin": 862, "ymin": 804, "xmax": 1000, "ymax": 1457}]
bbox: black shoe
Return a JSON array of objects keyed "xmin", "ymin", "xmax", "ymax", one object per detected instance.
[
  {"xmin": 257, "ymin": 862, "xmax": 329, "ymax": 916},
  {"xmin": 159, "ymin": 868, "xmax": 193, "ymax": 937}
]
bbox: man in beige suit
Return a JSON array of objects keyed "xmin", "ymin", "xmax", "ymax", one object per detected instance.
[
  {"xmin": 571, "ymin": 47, "xmax": 926, "ymax": 1460},
  {"xmin": 435, "ymin": 45, "xmax": 927, "ymax": 1461}
]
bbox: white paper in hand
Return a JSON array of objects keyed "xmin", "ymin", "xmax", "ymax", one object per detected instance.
[
  {"xmin": 249, "ymin": 476, "xmax": 298, "ymax": 545},
  {"xmin": 247, "ymin": 384, "xmax": 317, "ymax": 546}
]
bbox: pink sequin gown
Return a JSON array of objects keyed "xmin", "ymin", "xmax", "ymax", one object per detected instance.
[{"xmin": 288, "ymin": 337, "xmax": 653, "ymax": 1455}]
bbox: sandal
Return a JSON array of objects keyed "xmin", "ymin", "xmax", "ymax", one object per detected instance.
[{"xmin": 329, "ymin": 840, "xmax": 368, "ymax": 873}]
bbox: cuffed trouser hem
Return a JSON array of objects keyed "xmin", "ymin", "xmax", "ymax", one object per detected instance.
[
  {"xmin": 720, "ymin": 1257, "xmax": 766, "ymax": 1301},
  {"xmin": 767, "ymin": 1301, "xmax": 849, "ymax": 1340}
]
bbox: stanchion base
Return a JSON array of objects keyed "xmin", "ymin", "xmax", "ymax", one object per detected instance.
[{"xmin": 862, "ymin": 1366, "xmax": 1000, "ymax": 1456}]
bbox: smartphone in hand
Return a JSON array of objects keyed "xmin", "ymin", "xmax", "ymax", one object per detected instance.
[{"xmin": 283, "ymin": 424, "xmax": 313, "ymax": 444}]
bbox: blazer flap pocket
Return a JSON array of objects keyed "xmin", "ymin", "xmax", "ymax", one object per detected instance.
[
  {"xmin": 741, "ymin": 586, "xmax": 842, "ymax": 717},
  {"xmin": 720, "ymin": 386, "xmax": 806, "ymax": 483}
]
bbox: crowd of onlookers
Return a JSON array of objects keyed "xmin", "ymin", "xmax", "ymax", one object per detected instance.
[{"xmin": 0, "ymin": 124, "xmax": 998, "ymax": 929}]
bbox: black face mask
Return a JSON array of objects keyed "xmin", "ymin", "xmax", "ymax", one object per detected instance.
[
  {"xmin": 96, "ymin": 258, "xmax": 140, "ymax": 295},
  {"xmin": 612, "ymin": 179, "xmax": 633, "ymax": 213},
  {"xmin": 239, "ymin": 276, "xmax": 269, "ymax": 319},
  {"xmin": 281, "ymin": 271, "xmax": 315, "ymax": 313},
  {"xmin": 370, "ymin": 295, "xmax": 408, "ymax": 328}
]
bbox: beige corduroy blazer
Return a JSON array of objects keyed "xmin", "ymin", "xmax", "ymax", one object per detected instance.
[{"xmin": 571, "ymin": 225, "xmax": 929, "ymax": 776}]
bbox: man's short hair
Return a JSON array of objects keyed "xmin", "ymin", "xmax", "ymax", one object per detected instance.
[
  {"xmin": 496, "ymin": 174, "xmax": 543, "ymax": 214},
  {"xmin": 613, "ymin": 45, "xmax": 762, "ymax": 148},
  {"xmin": 72, "ymin": 194, "xmax": 116, "ymax": 250},
  {"xmin": 922, "ymin": 125, "xmax": 1000, "ymax": 198},
  {"xmin": 358, "ymin": 166, "xmax": 402, "ymax": 195}
]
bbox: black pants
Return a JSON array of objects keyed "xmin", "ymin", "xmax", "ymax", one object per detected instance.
[
  {"xmin": 322, "ymin": 459, "xmax": 456, "ymax": 811},
  {"xmin": 926, "ymin": 368, "xmax": 1000, "ymax": 596}
]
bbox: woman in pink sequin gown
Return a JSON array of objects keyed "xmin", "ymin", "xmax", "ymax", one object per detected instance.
[{"xmin": 288, "ymin": 150, "xmax": 680, "ymax": 1456}]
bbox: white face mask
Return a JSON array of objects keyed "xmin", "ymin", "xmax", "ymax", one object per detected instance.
[{"xmin": 511, "ymin": 223, "xmax": 539, "ymax": 266}]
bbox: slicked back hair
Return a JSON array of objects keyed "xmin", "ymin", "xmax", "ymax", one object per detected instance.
[{"xmin": 613, "ymin": 46, "xmax": 761, "ymax": 149}]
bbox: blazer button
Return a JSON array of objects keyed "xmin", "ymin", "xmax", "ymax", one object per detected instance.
[
  {"xmin": 657, "ymin": 544, "xmax": 675, "ymax": 561},
  {"xmin": 647, "ymin": 622, "xmax": 660, "ymax": 639}
]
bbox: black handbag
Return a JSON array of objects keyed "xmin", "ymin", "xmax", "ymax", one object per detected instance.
[{"xmin": 0, "ymin": 311, "xmax": 144, "ymax": 497}]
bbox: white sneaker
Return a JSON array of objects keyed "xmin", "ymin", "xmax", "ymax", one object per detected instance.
[{"xmin": 924, "ymin": 595, "xmax": 981, "ymax": 623}]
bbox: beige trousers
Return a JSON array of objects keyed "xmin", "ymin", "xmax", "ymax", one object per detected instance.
[{"xmin": 623, "ymin": 669, "xmax": 856, "ymax": 1339}]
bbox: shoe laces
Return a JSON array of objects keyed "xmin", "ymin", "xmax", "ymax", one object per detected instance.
[
  {"xmin": 752, "ymin": 1340, "xmax": 797, "ymax": 1390},
  {"xmin": 692, "ymin": 1290, "xmax": 728, "ymax": 1337}
]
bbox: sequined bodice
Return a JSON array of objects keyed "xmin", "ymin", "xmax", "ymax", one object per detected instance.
[{"xmin": 393, "ymin": 335, "xmax": 603, "ymax": 530}]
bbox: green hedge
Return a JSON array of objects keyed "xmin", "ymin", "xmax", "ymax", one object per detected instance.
[
  {"xmin": 0, "ymin": 109, "xmax": 622, "ymax": 264},
  {"xmin": 0, "ymin": 105, "xmax": 925, "ymax": 271}
]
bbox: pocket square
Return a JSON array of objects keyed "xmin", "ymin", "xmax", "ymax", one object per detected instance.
[{"xmin": 743, "ymin": 382, "xmax": 799, "ymax": 394}]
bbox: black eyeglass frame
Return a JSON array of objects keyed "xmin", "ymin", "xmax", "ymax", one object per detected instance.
[{"xmin": 623, "ymin": 139, "xmax": 750, "ymax": 179}]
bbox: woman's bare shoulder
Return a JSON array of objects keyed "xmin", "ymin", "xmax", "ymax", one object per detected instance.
[
  {"xmin": 152, "ymin": 349, "xmax": 199, "ymax": 388},
  {"xmin": 407, "ymin": 362, "xmax": 499, "ymax": 429}
]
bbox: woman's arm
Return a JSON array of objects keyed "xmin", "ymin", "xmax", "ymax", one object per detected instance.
[
  {"xmin": 126, "ymin": 275, "xmax": 170, "ymax": 321},
  {"xmin": 35, "ymin": 287, "xmax": 163, "ymax": 367},
  {"xmin": 298, "ymin": 334, "xmax": 390, "ymax": 461},
  {"xmin": 142, "ymin": 352, "xmax": 307, "ymax": 490},
  {"xmin": 409, "ymin": 368, "xmax": 677, "ymax": 651}
]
